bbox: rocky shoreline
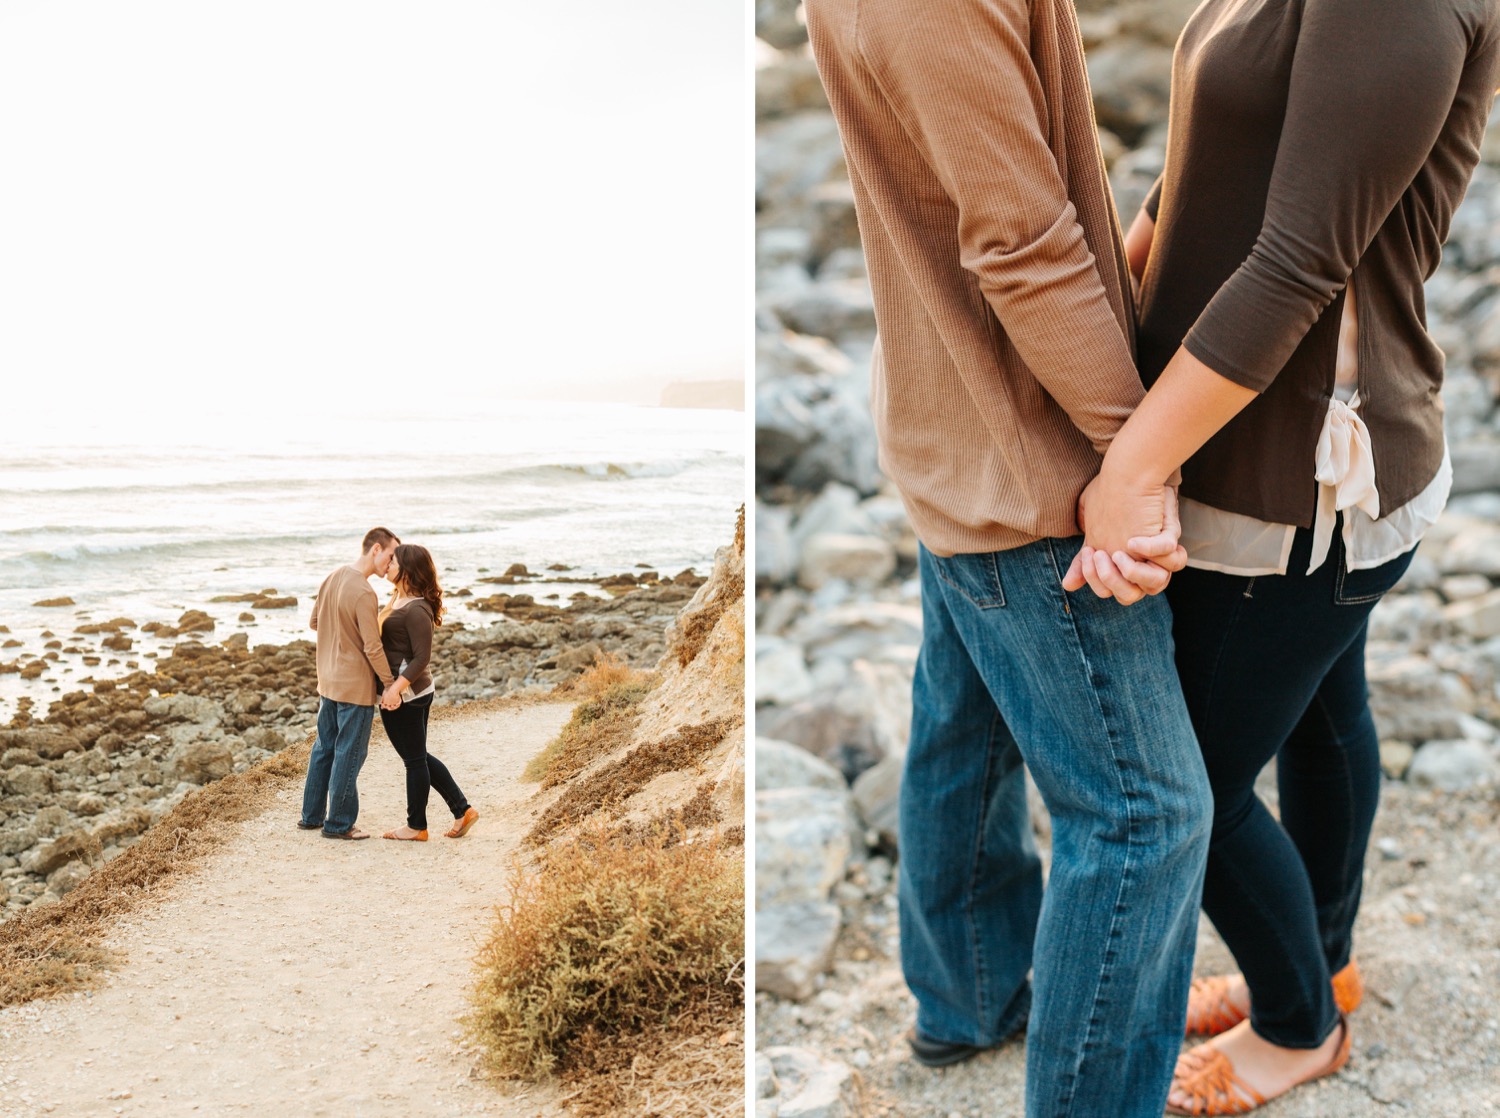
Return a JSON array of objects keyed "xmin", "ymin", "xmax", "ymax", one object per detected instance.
[
  {"xmin": 754, "ymin": 0, "xmax": 1500, "ymax": 1113},
  {"xmin": 0, "ymin": 565, "xmax": 705, "ymax": 918}
]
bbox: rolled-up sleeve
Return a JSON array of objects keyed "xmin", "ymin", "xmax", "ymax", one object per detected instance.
[
  {"xmin": 858, "ymin": 0, "xmax": 1144, "ymax": 454},
  {"xmin": 1183, "ymin": 0, "xmax": 1469, "ymax": 392}
]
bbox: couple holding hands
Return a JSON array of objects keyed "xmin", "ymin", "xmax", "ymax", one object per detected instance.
[
  {"xmin": 806, "ymin": 0, "xmax": 1497, "ymax": 1114},
  {"xmin": 298, "ymin": 527, "xmax": 479, "ymax": 844}
]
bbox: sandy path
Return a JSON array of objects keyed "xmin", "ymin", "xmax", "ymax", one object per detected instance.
[{"xmin": 0, "ymin": 701, "xmax": 575, "ymax": 1118}]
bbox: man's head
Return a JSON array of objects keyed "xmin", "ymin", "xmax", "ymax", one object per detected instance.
[{"xmin": 362, "ymin": 527, "xmax": 401, "ymax": 577}]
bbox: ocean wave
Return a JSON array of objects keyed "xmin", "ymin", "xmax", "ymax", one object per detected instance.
[{"xmin": 0, "ymin": 454, "xmax": 739, "ymax": 498}]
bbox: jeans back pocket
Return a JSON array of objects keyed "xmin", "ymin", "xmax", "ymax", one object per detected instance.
[
  {"xmin": 1334, "ymin": 545, "xmax": 1416, "ymax": 606},
  {"xmin": 932, "ymin": 551, "xmax": 1007, "ymax": 609}
]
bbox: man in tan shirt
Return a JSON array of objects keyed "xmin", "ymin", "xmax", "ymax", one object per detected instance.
[
  {"xmin": 298, "ymin": 527, "xmax": 399, "ymax": 840},
  {"xmin": 802, "ymin": 0, "xmax": 1211, "ymax": 1113}
]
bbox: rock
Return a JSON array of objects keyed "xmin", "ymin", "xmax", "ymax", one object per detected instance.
[
  {"xmin": 46, "ymin": 860, "xmax": 91, "ymax": 897},
  {"xmin": 1367, "ymin": 656, "xmax": 1471, "ymax": 742},
  {"xmin": 250, "ymin": 596, "xmax": 296, "ymax": 609},
  {"xmin": 173, "ymin": 740, "xmax": 234, "ymax": 784},
  {"xmin": 74, "ymin": 792, "xmax": 107, "ymax": 816},
  {"xmin": 1451, "ymin": 439, "xmax": 1500, "ymax": 495},
  {"xmin": 758, "ymin": 53, "xmax": 829, "ymax": 120},
  {"xmin": 0, "ymin": 727, "xmax": 83, "ymax": 760},
  {"xmin": 755, "ymin": 903, "xmax": 843, "ymax": 1002},
  {"xmin": 757, "ymin": 111, "xmax": 847, "ymax": 223},
  {"xmin": 238, "ymin": 612, "xmax": 255, "ymax": 622},
  {"xmin": 176, "ymin": 610, "xmax": 216, "ymax": 634},
  {"xmin": 1444, "ymin": 587, "xmax": 1500, "ymax": 638},
  {"xmin": 756, "ymin": 372, "xmax": 883, "ymax": 496},
  {"xmin": 22, "ymin": 829, "xmax": 102, "ymax": 876},
  {"xmin": 756, "ymin": 787, "xmax": 857, "ymax": 907},
  {"xmin": 241, "ymin": 726, "xmax": 287, "ymax": 753},
  {"xmin": 33, "ymin": 597, "xmax": 75, "ymax": 608},
  {"xmin": 555, "ymin": 643, "xmax": 604, "ymax": 673},
  {"xmin": 792, "ymin": 483, "xmax": 876, "ymax": 545},
  {"xmin": 1406, "ymin": 739, "xmax": 1500, "ymax": 791},
  {"xmin": 793, "ymin": 601, "xmax": 923, "ymax": 662},
  {"xmin": 2, "ymin": 765, "xmax": 54, "ymax": 797},
  {"xmin": 1087, "ymin": 42, "xmax": 1174, "ymax": 142},
  {"xmin": 757, "ymin": 503, "xmax": 800, "ymax": 586},
  {"xmin": 101, "ymin": 634, "xmax": 133, "ymax": 652},
  {"xmin": 764, "ymin": 281, "xmax": 877, "ymax": 345},
  {"xmin": 756, "ymin": 0, "xmax": 807, "ymax": 50},
  {"xmin": 851, "ymin": 752, "xmax": 902, "ymax": 850},
  {"xmin": 91, "ymin": 808, "xmax": 153, "ymax": 847},
  {"xmin": 760, "ymin": 1045, "xmax": 860, "ymax": 1118},
  {"xmin": 1440, "ymin": 528, "xmax": 1500, "ymax": 577},
  {"xmin": 1440, "ymin": 573, "xmax": 1492, "ymax": 601},
  {"xmin": 756, "ymin": 737, "xmax": 848, "ymax": 793},
  {"xmin": 1379, "ymin": 740, "xmax": 1416, "ymax": 780},
  {"xmin": 798, "ymin": 534, "xmax": 896, "ymax": 589},
  {"xmin": 757, "ymin": 641, "xmax": 818, "ymax": 706}
]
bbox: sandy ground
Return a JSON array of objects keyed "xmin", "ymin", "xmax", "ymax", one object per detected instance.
[
  {"xmin": 0, "ymin": 701, "xmax": 575, "ymax": 1118},
  {"xmin": 758, "ymin": 781, "xmax": 1500, "ymax": 1117}
]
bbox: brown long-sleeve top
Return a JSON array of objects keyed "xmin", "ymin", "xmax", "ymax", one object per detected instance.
[
  {"xmin": 378, "ymin": 598, "xmax": 435, "ymax": 697},
  {"xmin": 1138, "ymin": 0, "xmax": 1500, "ymax": 527},
  {"xmin": 806, "ymin": 0, "xmax": 1144, "ymax": 555},
  {"xmin": 309, "ymin": 565, "xmax": 394, "ymax": 706}
]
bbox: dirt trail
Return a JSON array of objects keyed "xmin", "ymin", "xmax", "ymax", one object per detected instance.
[{"xmin": 0, "ymin": 701, "xmax": 575, "ymax": 1118}]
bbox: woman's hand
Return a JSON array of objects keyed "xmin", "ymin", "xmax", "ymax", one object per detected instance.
[
  {"xmin": 1061, "ymin": 475, "xmax": 1187, "ymax": 604},
  {"xmin": 380, "ymin": 680, "xmax": 405, "ymax": 710}
]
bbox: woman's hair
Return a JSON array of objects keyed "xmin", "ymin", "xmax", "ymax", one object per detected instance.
[{"xmin": 393, "ymin": 543, "xmax": 444, "ymax": 625}]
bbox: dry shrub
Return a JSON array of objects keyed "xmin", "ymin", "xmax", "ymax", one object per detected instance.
[
  {"xmin": 0, "ymin": 736, "xmax": 312, "ymax": 1008},
  {"xmin": 466, "ymin": 823, "xmax": 744, "ymax": 1116},
  {"xmin": 523, "ymin": 675, "xmax": 656, "ymax": 787},
  {"xmin": 526, "ymin": 717, "xmax": 737, "ymax": 846},
  {"xmin": 671, "ymin": 506, "xmax": 745, "ymax": 670},
  {"xmin": 571, "ymin": 650, "xmax": 649, "ymax": 700}
]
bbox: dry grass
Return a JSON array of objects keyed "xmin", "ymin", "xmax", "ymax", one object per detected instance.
[
  {"xmin": 523, "ymin": 674, "xmax": 656, "ymax": 788},
  {"xmin": 671, "ymin": 506, "xmax": 745, "ymax": 670},
  {"xmin": 465, "ymin": 823, "xmax": 744, "ymax": 1117},
  {"xmin": 0, "ymin": 735, "xmax": 313, "ymax": 1008},
  {"xmin": 525, "ymin": 717, "xmax": 738, "ymax": 847}
]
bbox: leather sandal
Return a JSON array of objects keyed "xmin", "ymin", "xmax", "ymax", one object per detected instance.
[
  {"xmin": 1165, "ymin": 1016, "xmax": 1351, "ymax": 1115},
  {"xmin": 382, "ymin": 827, "xmax": 428, "ymax": 841},
  {"xmin": 445, "ymin": 806, "xmax": 479, "ymax": 838},
  {"xmin": 1186, "ymin": 961, "xmax": 1363, "ymax": 1036}
]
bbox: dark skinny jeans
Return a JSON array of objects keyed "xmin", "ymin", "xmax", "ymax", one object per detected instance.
[
  {"xmin": 1165, "ymin": 523, "xmax": 1414, "ymax": 1048},
  {"xmin": 378, "ymin": 694, "xmax": 470, "ymax": 832}
]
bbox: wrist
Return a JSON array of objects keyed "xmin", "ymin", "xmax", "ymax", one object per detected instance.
[{"xmin": 1101, "ymin": 440, "xmax": 1172, "ymax": 491}]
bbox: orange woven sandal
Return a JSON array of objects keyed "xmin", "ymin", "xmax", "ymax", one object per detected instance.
[
  {"xmin": 1185, "ymin": 960, "xmax": 1363, "ymax": 1036},
  {"xmin": 1165, "ymin": 1016, "xmax": 1351, "ymax": 1116}
]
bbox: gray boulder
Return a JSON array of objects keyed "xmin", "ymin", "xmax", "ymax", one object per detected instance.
[{"xmin": 756, "ymin": 903, "xmax": 844, "ymax": 1003}]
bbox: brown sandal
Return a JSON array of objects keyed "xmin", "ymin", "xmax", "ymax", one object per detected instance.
[
  {"xmin": 1186, "ymin": 961, "xmax": 1363, "ymax": 1036},
  {"xmin": 1165, "ymin": 1016, "xmax": 1351, "ymax": 1115},
  {"xmin": 446, "ymin": 806, "xmax": 479, "ymax": 838}
]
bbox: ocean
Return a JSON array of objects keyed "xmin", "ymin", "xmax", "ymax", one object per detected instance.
[{"xmin": 0, "ymin": 399, "xmax": 744, "ymax": 718}]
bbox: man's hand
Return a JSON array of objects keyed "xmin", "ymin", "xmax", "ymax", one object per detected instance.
[
  {"xmin": 380, "ymin": 683, "xmax": 403, "ymax": 710},
  {"xmin": 1061, "ymin": 476, "xmax": 1187, "ymax": 604}
]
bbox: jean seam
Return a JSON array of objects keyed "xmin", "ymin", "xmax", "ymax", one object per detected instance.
[
  {"xmin": 963, "ymin": 709, "xmax": 1005, "ymax": 1037},
  {"xmin": 1051, "ymin": 601, "xmax": 1138, "ymax": 1115},
  {"xmin": 1309, "ymin": 687, "xmax": 1358, "ymax": 972},
  {"xmin": 933, "ymin": 553, "xmax": 1006, "ymax": 609}
]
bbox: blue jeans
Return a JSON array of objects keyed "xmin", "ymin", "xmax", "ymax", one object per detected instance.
[
  {"xmin": 902, "ymin": 541, "xmax": 1212, "ymax": 1118},
  {"xmin": 1167, "ymin": 525, "xmax": 1415, "ymax": 1047},
  {"xmin": 300, "ymin": 698, "xmax": 375, "ymax": 835}
]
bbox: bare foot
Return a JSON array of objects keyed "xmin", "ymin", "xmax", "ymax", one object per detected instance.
[
  {"xmin": 1187, "ymin": 973, "xmax": 1251, "ymax": 1034},
  {"xmin": 1167, "ymin": 1018, "xmax": 1347, "ymax": 1113}
]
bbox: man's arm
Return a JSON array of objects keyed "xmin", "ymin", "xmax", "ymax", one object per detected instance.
[
  {"xmin": 355, "ymin": 591, "xmax": 394, "ymax": 689},
  {"xmin": 854, "ymin": 0, "xmax": 1146, "ymax": 455}
]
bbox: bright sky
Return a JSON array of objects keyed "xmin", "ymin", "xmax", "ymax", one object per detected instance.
[{"xmin": 0, "ymin": 1, "xmax": 746, "ymax": 423}]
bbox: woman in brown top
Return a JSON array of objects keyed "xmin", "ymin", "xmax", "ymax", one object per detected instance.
[
  {"xmin": 378, "ymin": 544, "xmax": 478, "ymax": 842},
  {"xmin": 1060, "ymin": 0, "xmax": 1500, "ymax": 1111}
]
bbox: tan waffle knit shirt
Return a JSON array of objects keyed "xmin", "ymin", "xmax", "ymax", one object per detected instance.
[
  {"xmin": 805, "ymin": 0, "xmax": 1143, "ymax": 555},
  {"xmin": 309, "ymin": 565, "xmax": 394, "ymax": 705}
]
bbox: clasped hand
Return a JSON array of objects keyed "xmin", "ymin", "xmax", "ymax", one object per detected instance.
[
  {"xmin": 379, "ymin": 683, "xmax": 403, "ymax": 710},
  {"xmin": 1060, "ymin": 470, "xmax": 1188, "ymax": 605}
]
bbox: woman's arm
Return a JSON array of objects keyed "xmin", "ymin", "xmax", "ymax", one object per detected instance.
[
  {"xmin": 1124, "ymin": 209, "xmax": 1154, "ymax": 285},
  {"xmin": 1070, "ymin": 0, "xmax": 1470, "ymax": 600}
]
